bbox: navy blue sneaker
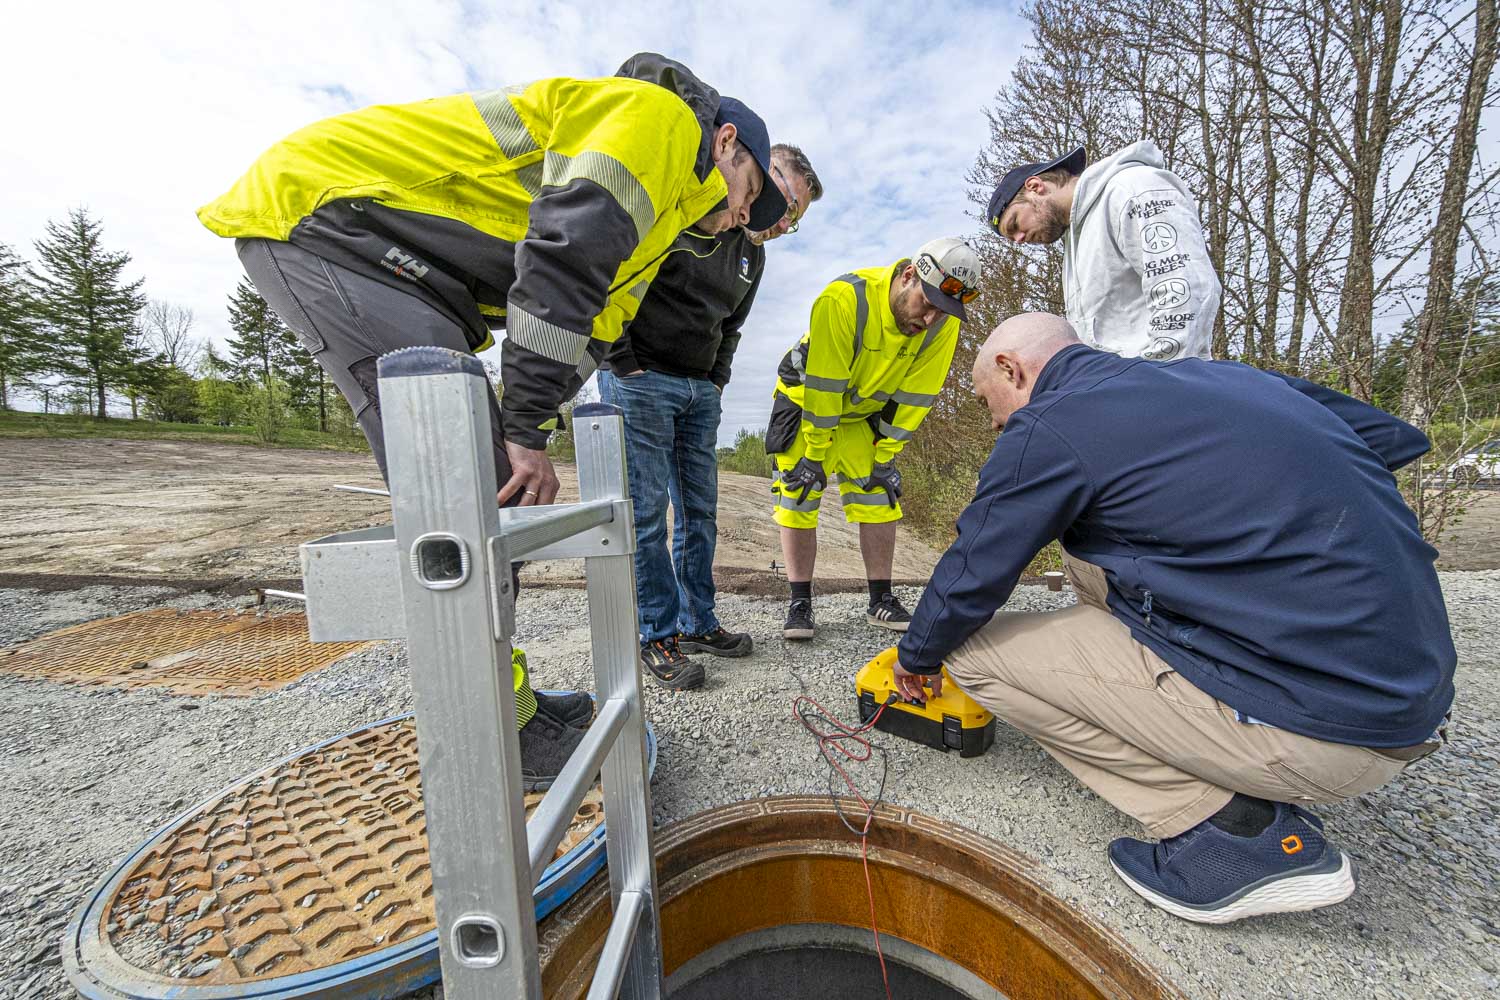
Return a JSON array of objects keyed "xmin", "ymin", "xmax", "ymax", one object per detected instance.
[{"xmin": 1108, "ymin": 802, "xmax": 1355, "ymax": 924}]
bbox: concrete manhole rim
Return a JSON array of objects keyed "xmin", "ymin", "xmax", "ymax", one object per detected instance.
[{"xmin": 63, "ymin": 699, "xmax": 656, "ymax": 1000}]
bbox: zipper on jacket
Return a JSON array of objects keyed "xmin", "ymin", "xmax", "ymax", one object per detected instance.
[{"xmin": 1141, "ymin": 590, "xmax": 1153, "ymax": 626}]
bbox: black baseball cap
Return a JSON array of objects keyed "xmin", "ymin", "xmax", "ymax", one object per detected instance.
[
  {"xmin": 986, "ymin": 146, "xmax": 1087, "ymax": 234},
  {"xmin": 715, "ymin": 96, "xmax": 788, "ymax": 231}
]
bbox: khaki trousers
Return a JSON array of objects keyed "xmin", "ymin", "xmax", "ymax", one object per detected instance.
[{"xmin": 944, "ymin": 556, "xmax": 1413, "ymax": 838}]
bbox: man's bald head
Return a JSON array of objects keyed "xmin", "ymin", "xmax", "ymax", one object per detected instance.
[
  {"xmin": 971, "ymin": 313, "xmax": 1082, "ymax": 430},
  {"xmin": 979, "ymin": 313, "xmax": 1081, "ymax": 369}
]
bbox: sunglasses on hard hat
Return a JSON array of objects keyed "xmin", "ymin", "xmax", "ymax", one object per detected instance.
[{"xmin": 920, "ymin": 253, "xmax": 980, "ymax": 304}]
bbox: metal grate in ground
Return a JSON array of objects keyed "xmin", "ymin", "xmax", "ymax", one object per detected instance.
[
  {"xmin": 0, "ymin": 608, "xmax": 371, "ymax": 695},
  {"xmin": 89, "ymin": 716, "xmax": 604, "ymax": 988}
]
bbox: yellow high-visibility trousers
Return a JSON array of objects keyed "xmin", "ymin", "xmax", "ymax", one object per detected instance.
[{"xmin": 770, "ymin": 419, "xmax": 902, "ymax": 528}]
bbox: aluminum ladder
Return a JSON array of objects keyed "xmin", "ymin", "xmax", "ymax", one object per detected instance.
[{"xmin": 298, "ymin": 346, "xmax": 664, "ymax": 1000}]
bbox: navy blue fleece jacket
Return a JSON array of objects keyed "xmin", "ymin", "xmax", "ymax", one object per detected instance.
[{"xmin": 898, "ymin": 345, "xmax": 1455, "ymax": 748}]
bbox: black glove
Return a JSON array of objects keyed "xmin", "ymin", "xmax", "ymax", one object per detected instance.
[
  {"xmin": 781, "ymin": 457, "xmax": 827, "ymax": 503},
  {"xmin": 869, "ymin": 461, "xmax": 902, "ymax": 506}
]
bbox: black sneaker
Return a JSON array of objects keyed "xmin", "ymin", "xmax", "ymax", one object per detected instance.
[
  {"xmin": 518, "ymin": 707, "xmax": 587, "ymax": 792},
  {"xmin": 1108, "ymin": 802, "xmax": 1355, "ymax": 924},
  {"xmin": 866, "ymin": 592, "xmax": 912, "ymax": 632},
  {"xmin": 679, "ymin": 626, "xmax": 753, "ymax": 658},
  {"xmin": 641, "ymin": 638, "xmax": 706, "ymax": 691},
  {"xmin": 514, "ymin": 647, "xmax": 595, "ymax": 728},
  {"xmin": 535, "ymin": 690, "xmax": 594, "ymax": 728},
  {"xmin": 783, "ymin": 599, "xmax": 815, "ymax": 640}
]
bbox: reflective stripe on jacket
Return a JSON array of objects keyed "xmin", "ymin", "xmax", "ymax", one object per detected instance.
[
  {"xmin": 197, "ymin": 63, "xmax": 728, "ymax": 448},
  {"xmin": 773, "ymin": 261, "xmax": 959, "ymax": 464}
]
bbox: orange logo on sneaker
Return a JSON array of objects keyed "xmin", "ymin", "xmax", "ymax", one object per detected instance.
[{"xmin": 1281, "ymin": 835, "xmax": 1304, "ymax": 855}]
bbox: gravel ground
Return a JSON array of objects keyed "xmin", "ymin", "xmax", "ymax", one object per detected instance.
[{"xmin": 1, "ymin": 573, "xmax": 1496, "ymax": 999}]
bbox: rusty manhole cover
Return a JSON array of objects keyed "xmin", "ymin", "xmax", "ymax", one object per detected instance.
[
  {"xmin": 0, "ymin": 608, "xmax": 370, "ymax": 695},
  {"xmin": 63, "ymin": 708, "xmax": 655, "ymax": 1000}
]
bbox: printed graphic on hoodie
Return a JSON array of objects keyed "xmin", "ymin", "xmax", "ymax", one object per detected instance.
[{"xmin": 1061, "ymin": 140, "xmax": 1222, "ymax": 361}]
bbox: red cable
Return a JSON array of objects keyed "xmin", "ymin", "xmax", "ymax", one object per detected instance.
[{"xmin": 792, "ymin": 693, "xmax": 895, "ymax": 1000}]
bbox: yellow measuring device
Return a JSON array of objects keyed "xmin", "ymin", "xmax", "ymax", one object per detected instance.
[{"xmin": 855, "ymin": 647, "xmax": 995, "ymax": 757}]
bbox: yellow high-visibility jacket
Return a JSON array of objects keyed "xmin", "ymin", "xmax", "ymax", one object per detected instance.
[
  {"xmin": 197, "ymin": 55, "xmax": 728, "ymax": 448},
  {"xmin": 772, "ymin": 261, "xmax": 960, "ymax": 464}
]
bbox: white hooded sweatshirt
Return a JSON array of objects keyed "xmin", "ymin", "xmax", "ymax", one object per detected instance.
[{"xmin": 1063, "ymin": 141, "xmax": 1220, "ymax": 360}]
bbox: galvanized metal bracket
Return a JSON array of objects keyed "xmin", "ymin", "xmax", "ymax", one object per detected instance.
[{"xmin": 301, "ymin": 499, "xmax": 634, "ymax": 643}]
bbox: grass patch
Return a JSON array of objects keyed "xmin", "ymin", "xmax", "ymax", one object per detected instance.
[{"xmin": 0, "ymin": 410, "xmax": 369, "ymax": 453}]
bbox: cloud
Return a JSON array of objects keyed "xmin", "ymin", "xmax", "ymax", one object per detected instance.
[{"xmin": 1, "ymin": 0, "xmax": 1027, "ymax": 439}]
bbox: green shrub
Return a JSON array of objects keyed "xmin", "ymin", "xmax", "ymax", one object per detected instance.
[
  {"xmin": 245, "ymin": 382, "xmax": 289, "ymax": 444},
  {"xmin": 718, "ymin": 427, "xmax": 772, "ymax": 478},
  {"xmin": 197, "ymin": 377, "xmax": 243, "ymax": 426},
  {"xmin": 145, "ymin": 368, "xmax": 201, "ymax": 424},
  {"xmin": 1426, "ymin": 416, "xmax": 1500, "ymax": 460},
  {"xmin": 325, "ymin": 395, "xmax": 368, "ymax": 450}
]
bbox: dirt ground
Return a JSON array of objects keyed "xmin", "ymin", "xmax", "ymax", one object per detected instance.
[
  {"xmin": 0, "ymin": 438, "xmax": 945, "ymax": 592},
  {"xmin": 1431, "ymin": 490, "xmax": 1500, "ymax": 571}
]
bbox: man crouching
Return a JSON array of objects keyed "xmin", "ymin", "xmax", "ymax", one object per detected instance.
[{"xmin": 896, "ymin": 313, "xmax": 1454, "ymax": 923}]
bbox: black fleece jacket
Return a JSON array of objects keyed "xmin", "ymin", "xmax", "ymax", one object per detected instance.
[{"xmin": 603, "ymin": 227, "xmax": 764, "ymax": 388}]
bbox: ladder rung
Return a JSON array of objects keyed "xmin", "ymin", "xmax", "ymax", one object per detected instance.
[
  {"xmin": 527, "ymin": 697, "xmax": 629, "ymax": 886},
  {"xmin": 500, "ymin": 499, "xmax": 616, "ymax": 559},
  {"xmin": 586, "ymin": 889, "xmax": 645, "ymax": 1000}
]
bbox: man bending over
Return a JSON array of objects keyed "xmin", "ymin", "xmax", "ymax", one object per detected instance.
[{"xmin": 897, "ymin": 314, "xmax": 1454, "ymax": 923}]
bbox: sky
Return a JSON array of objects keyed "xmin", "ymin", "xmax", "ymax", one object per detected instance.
[{"xmin": 0, "ymin": 0, "xmax": 1030, "ymax": 441}]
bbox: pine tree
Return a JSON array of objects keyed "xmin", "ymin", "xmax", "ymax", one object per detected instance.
[
  {"xmin": 0, "ymin": 242, "xmax": 42, "ymax": 410},
  {"xmin": 224, "ymin": 278, "xmax": 301, "ymax": 387},
  {"xmin": 30, "ymin": 208, "xmax": 147, "ymax": 418},
  {"xmin": 119, "ymin": 318, "xmax": 167, "ymax": 419},
  {"xmin": 281, "ymin": 338, "xmax": 329, "ymax": 430}
]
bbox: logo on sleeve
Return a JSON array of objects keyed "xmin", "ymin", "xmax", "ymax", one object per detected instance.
[
  {"xmin": 740, "ymin": 256, "xmax": 752, "ymax": 283},
  {"xmin": 1142, "ymin": 336, "xmax": 1182, "ymax": 360},
  {"xmin": 1149, "ymin": 278, "xmax": 1191, "ymax": 310},
  {"xmin": 1141, "ymin": 222, "xmax": 1178, "ymax": 254}
]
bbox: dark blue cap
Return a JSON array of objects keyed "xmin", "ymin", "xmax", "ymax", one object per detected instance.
[
  {"xmin": 715, "ymin": 96, "xmax": 788, "ymax": 231},
  {"xmin": 986, "ymin": 146, "xmax": 1087, "ymax": 234}
]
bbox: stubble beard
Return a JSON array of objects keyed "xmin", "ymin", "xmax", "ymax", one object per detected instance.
[{"xmin": 1033, "ymin": 196, "xmax": 1069, "ymax": 245}]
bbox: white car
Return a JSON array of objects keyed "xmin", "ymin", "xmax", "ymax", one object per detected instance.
[{"xmin": 1446, "ymin": 439, "xmax": 1500, "ymax": 485}]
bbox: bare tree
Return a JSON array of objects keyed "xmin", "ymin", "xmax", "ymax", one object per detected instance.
[
  {"xmin": 943, "ymin": 0, "xmax": 1496, "ymax": 547},
  {"xmin": 140, "ymin": 299, "xmax": 201, "ymax": 371},
  {"xmin": 1401, "ymin": 0, "xmax": 1498, "ymax": 425}
]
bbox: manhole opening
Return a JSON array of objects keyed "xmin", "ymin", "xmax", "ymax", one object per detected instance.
[
  {"xmin": 668, "ymin": 924, "xmax": 984, "ymax": 1000},
  {"xmin": 541, "ymin": 798, "xmax": 1184, "ymax": 1000}
]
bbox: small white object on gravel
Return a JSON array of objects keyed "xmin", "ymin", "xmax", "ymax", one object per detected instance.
[{"xmin": 1, "ymin": 573, "xmax": 1497, "ymax": 998}]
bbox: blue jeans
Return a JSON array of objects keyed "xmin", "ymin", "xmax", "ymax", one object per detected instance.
[{"xmin": 598, "ymin": 370, "xmax": 722, "ymax": 642}]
